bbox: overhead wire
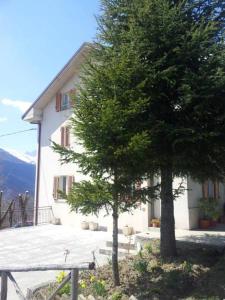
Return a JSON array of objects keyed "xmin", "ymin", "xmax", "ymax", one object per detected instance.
[{"xmin": 0, "ymin": 128, "xmax": 37, "ymax": 138}]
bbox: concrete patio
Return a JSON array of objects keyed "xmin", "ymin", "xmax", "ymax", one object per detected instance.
[
  {"xmin": 0, "ymin": 224, "xmax": 110, "ymax": 299},
  {"xmin": 137, "ymin": 225, "xmax": 225, "ymax": 249}
]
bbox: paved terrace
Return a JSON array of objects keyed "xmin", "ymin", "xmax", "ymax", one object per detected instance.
[
  {"xmin": 1, "ymin": 224, "xmax": 225, "ymax": 299},
  {"xmin": 137, "ymin": 224, "xmax": 225, "ymax": 249},
  {"xmin": 0, "ymin": 225, "xmax": 110, "ymax": 300}
]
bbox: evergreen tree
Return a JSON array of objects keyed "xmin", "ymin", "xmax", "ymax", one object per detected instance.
[
  {"xmin": 117, "ymin": 0, "xmax": 225, "ymax": 257},
  {"xmin": 53, "ymin": 44, "xmax": 158, "ymax": 285},
  {"xmin": 54, "ymin": 0, "xmax": 225, "ymax": 272}
]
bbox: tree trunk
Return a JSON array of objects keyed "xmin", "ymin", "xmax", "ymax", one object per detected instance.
[
  {"xmin": 160, "ymin": 165, "xmax": 177, "ymax": 258},
  {"xmin": 112, "ymin": 202, "xmax": 120, "ymax": 286}
]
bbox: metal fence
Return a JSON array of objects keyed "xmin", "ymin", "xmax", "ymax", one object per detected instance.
[{"xmin": 0, "ymin": 206, "xmax": 54, "ymax": 229}]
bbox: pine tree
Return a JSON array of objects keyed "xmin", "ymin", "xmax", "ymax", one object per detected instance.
[
  {"xmin": 119, "ymin": 0, "xmax": 225, "ymax": 257},
  {"xmin": 53, "ymin": 43, "xmax": 157, "ymax": 285},
  {"xmin": 54, "ymin": 0, "xmax": 225, "ymax": 270}
]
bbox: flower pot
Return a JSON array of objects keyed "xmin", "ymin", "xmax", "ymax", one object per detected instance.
[
  {"xmin": 122, "ymin": 226, "xmax": 133, "ymax": 236},
  {"xmin": 81, "ymin": 221, "xmax": 89, "ymax": 230},
  {"xmin": 199, "ymin": 219, "xmax": 210, "ymax": 229},
  {"xmin": 89, "ymin": 222, "xmax": 98, "ymax": 231},
  {"xmin": 151, "ymin": 218, "xmax": 160, "ymax": 228},
  {"xmin": 51, "ymin": 217, "xmax": 61, "ymax": 225}
]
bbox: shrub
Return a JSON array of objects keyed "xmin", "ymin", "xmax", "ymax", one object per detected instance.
[
  {"xmin": 92, "ymin": 279, "xmax": 107, "ymax": 297},
  {"xmin": 56, "ymin": 271, "xmax": 70, "ymax": 296},
  {"xmin": 144, "ymin": 242, "xmax": 153, "ymax": 254},
  {"xmin": 111, "ymin": 291, "xmax": 123, "ymax": 300},
  {"xmin": 133, "ymin": 259, "xmax": 148, "ymax": 274}
]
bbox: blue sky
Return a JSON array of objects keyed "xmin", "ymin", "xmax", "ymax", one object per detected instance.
[{"xmin": 0, "ymin": 0, "xmax": 100, "ymax": 155}]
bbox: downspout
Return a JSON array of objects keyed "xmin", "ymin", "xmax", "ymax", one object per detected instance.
[{"xmin": 34, "ymin": 122, "xmax": 41, "ymax": 225}]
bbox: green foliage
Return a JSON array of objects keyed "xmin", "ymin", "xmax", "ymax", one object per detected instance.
[
  {"xmin": 182, "ymin": 261, "xmax": 192, "ymax": 275},
  {"xmin": 133, "ymin": 259, "xmax": 148, "ymax": 274},
  {"xmin": 199, "ymin": 197, "xmax": 220, "ymax": 220},
  {"xmin": 56, "ymin": 271, "xmax": 70, "ymax": 296},
  {"xmin": 111, "ymin": 291, "xmax": 123, "ymax": 300},
  {"xmin": 144, "ymin": 243, "xmax": 153, "ymax": 254},
  {"xmin": 148, "ymin": 259, "xmax": 162, "ymax": 274},
  {"xmin": 53, "ymin": 0, "xmax": 225, "ymax": 261},
  {"xmin": 92, "ymin": 279, "xmax": 107, "ymax": 297}
]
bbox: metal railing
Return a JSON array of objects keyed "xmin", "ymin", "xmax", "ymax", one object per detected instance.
[
  {"xmin": 0, "ymin": 206, "xmax": 54, "ymax": 229},
  {"xmin": 37, "ymin": 206, "xmax": 54, "ymax": 224}
]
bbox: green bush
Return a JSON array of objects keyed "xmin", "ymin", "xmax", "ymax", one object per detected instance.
[
  {"xmin": 133, "ymin": 259, "xmax": 148, "ymax": 274},
  {"xmin": 111, "ymin": 291, "xmax": 123, "ymax": 300},
  {"xmin": 56, "ymin": 271, "xmax": 70, "ymax": 296},
  {"xmin": 92, "ymin": 280, "xmax": 107, "ymax": 297},
  {"xmin": 144, "ymin": 242, "xmax": 153, "ymax": 254}
]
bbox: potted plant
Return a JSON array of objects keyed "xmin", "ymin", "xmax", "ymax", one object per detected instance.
[
  {"xmin": 198, "ymin": 197, "xmax": 220, "ymax": 229},
  {"xmin": 89, "ymin": 221, "xmax": 99, "ymax": 231},
  {"xmin": 81, "ymin": 221, "xmax": 89, "ymax": 230},
  {"xmin": 151, "ymin": 218, "xmax": 160, "ymax": 227},
  {"xmin": 122, "ymin": 225, "xmax": 133, "ymax": 236},
  {"xmin": 210, "ymin": 209, "xmax": 220, "ymax": 227}
]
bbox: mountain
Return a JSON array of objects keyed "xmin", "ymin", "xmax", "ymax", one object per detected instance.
[
  {"xmin": 0, "ymin": 148, "xmax": 36, "ymax": 203},
  {"xmin": 4, "ymin": 148, "xmax": 36, "ymax": 164}
]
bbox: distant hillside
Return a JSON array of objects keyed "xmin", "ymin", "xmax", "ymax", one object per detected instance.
[{"xmin": 0, "ymin": 148, "xmax": 35, "ymax": 202}]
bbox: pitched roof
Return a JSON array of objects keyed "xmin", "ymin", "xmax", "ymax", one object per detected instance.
[{"xmin": 22, "ymin": 42, "xmax": 92, "ymax": 122}]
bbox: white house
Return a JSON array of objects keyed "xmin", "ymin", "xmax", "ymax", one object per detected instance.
[{"xmin": 22, "ymin": 43, "xmax": 225, "ymax": 232}]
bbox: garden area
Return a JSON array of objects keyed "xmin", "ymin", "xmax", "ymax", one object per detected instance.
[{"xmin": 33, "ymin": 240, "xmax": 225, "ymax": 300}]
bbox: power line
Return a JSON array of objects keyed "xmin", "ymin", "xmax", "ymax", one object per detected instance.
[{"xmin": 0, "ymin": 128, "xmax": 37, "ymax": 138}]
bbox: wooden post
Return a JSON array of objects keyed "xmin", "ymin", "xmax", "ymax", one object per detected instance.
[
  {"xmin": 1, "ymin": 272, "xmax": 8, "ymax": 300},
  {"xmin": 71, "ymin": 269, "xmax": 79, "ymax": 300}
]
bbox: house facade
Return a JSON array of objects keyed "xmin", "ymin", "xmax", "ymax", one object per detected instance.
[{"xmin": 22, "ymin": 43, "xmax": 225, "ymax": 232}]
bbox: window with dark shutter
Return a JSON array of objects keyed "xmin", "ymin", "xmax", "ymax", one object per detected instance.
[
  {"xmin": 56, "ymin": 92, "xmax": 62, "ymax": 112},
  {"xmin": 60, "ymin": 126, "xmax": 70, "ymax": 147},
  {"xmin": 202, "ymin": 180, "xmax": 220, "ymax": 199},
  {"xmin": 65, "ymin": 127, "xmax": 70, "ymax": 147},
  {"xmin": 67, "ymin": 176, "xmax": 75, "ymax": 193},
  {"xmin": 53, "ymin": 176, "xmax": 59, "ymax": 199},
  {"xmin": 60, "ymin": 127, "xmax": 65, "ymax": 146},
  {"xmin": 53, "ymin": 176, "xmax": 75, "ymax": 200}
]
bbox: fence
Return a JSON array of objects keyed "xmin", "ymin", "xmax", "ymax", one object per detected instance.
[
  {"xmin": 0, "ymin": 262, "xmax": 95, "ymax": 300},
  {"xmin": 0, "ymin": 206, "xmax": 53, "ymax": 229}
]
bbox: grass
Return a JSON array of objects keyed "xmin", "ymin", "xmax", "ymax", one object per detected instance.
[{"xmin": 34, "ymin": 240, "xmax": 225, "ymax": 299}]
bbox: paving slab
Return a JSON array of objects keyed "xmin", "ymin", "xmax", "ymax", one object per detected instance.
[
  {"xmin": 0, "ymin": 224, "xmax": 111, "ymax": 299},
  {"xmin": 136, "ymin": 227, "xmax": 225, "ymax": 249}
]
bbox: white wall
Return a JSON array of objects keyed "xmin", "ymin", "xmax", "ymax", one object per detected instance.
[
  {"xmin": 173, "ymin": 177, "xmax": 189, "ymax": 229},
  {"xmin": 152, "ymin": 177, "xmax": 189, "ymax": 229}
]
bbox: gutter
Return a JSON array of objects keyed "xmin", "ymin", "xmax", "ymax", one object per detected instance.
[{"xmin": 34, "ymin": 122, "xmax": 41, "ymax": 225}]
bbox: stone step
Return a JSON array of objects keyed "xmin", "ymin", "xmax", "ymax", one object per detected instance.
[
  {"xmin": 99, "ymin": 247, "xmax": 137, "ymax": 257},
  {"xmin": 106, "ymin": 240, "xmax": 136, "ymax": 251}
]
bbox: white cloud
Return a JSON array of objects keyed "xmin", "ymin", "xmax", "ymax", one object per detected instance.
[
  {"xmin": 0, "ymin": 117, "xmax": 7, "ymax": 123},
  {"xmin": 1, "ymin": 98, "xmax": 32, "ymax": 113}
]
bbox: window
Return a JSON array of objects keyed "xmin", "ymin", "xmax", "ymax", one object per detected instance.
[
  {"xmin": 60, "ymin": 126, "xmax": 70, "ymax": 147},
  {"xmin": 53, "ymin": 176, "xmax": 74, "ymax": 200},
  {"xmin": 61, "ymin": 94, "xmax": 70, "ymax": 110},
  {"xmin": 202, "ymin": 180, "xmax": 219, "ymax": 199},
  {"xmin": 55, "ymin": 89, "xmax": 76, "ymax": 112}
]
